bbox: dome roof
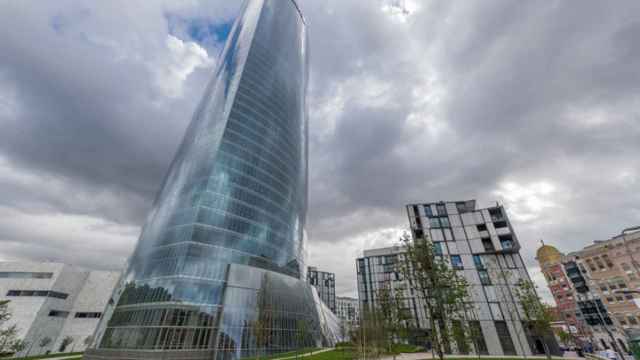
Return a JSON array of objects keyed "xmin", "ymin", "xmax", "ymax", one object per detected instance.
[{"xmin": 536, "ymin": 244, "xmax": 562, "ymax": 265}]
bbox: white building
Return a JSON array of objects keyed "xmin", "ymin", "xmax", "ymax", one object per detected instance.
[
  {"xmin": 336, "ymin": 296, "xmax": 359, "ymax": 340},
  {"xmin": 0, "ymin": 261, "xmax": 120, "ymax": 356},
  {"xmin": 356, "ymin": 200, "xmax": 561, "ymax": 356}
]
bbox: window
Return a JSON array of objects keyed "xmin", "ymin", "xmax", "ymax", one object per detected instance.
[
  {"xmin": 489, "ymin": 208, "xmax": 504, "ymax": 221},
  {"xmin": 607, "ymin": 297, "xmax": 615, "ymax": 303},
  {"xmin": 477, "ymin": 224, "xmax": 487, "ymax": 232},
  {"xmin": 433, "ymin": 242, "xmax": 443, "ymax": 256},
  {"xmin": 602, "ymin": 254, "xmax": 614, "ymax": 268},
  {"xmin": 616, "ymin": 296, "xmax": 624, "ymax": 302},
  {"xmin": 495, "ymin": 321, "xmax": 516, "ymax": 355},
  {"xmin": 595, "ymin": 258, "xmax": 606, "ymax": 270},
  {"xmin": 482, "ymin": 238, "xmax": 495, "ymax": 252},
  {"xmin": 451, "ymin": 255, "xmax": 463, "ymax": 270},
  {"xmin": 423, "ymin": 205, "xmax": 433, "ymax": 217},
  {"xmin": 469, "ymin": 321, "xmax": 489, "ymax": 355},
  {"xmin": 600, "ymin": 284, "xmax": 609, "ymax": 291},
  {"xmin": 499, "ymin": 235, "xmax": 514, "ymax": 250},
  {"xmin": 75, "ymin": 312, "xmax": 102, "ymax": 318},
  {"xmin": 440, "ymin": 217, "xmax": 450, "ymax": 228},
  {"xmin": 48, "ymin": 310, "xmax": 69, "ymax": 318},
  {"xmin": 6, "ymin": 290, "xmax": 68, "ymax": 299},
  {"xmin": 436, "ymin": 204, "xmax": 447, "ymax": 216},
  {"xmin": 473, "ymin": 255, "xmax": 484, "ymax": 269},
  {"xmin": 479, "ymin": 270, "xmax": 491, "ymax": 285},
  {"xmin": 493, "ymin": 220, "xmax": 507, "ymax": 228},
  {"xmin": 456, "ymin": 202, "xmax": 470, "ymax": 214},
  {"xmin": 629, "ymin": 316, "xmax": 639, "ymax": 325},
  {"xmin": 430, "ymin": 218, "xmax": 441, "ymax": 228},
  {"xmin": 0, "ymin": 272, "xmax": 53, "ymax": 279}
]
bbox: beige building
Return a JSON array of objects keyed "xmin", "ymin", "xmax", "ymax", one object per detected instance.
[
  {"xmin": 538, "ymin": 226, "xmax": 640, "ymax": 352},
  {"xmin": 570, "ymin": 227, "xmax": 640, "ymax": 343}
]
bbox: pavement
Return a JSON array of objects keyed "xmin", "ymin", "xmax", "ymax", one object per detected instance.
[
  {"xmin": 378, "ymin": 352, "xmax": 586, "ymax": 360},
  {"xmin": 273, "ymin": 348, "xmax": 334, "ymax": 360}
]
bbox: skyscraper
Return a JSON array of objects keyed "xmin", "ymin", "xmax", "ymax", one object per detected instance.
[{"xmin": 86, "ymin": 1, "xmax": 338, "ymax": 359}]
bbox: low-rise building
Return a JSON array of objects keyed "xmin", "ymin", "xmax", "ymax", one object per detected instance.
[{"xmin": 0, "ymin": 261, "xmax": 120, "ymax": 356}]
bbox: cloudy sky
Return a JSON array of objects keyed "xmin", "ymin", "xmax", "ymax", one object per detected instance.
[{"xmin": 1, "ymin": 0, "xmax": 639, "ymax": 302}]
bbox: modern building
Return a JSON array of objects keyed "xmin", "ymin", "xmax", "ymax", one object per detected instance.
[
  {"xmin": 335, "ymin": 297, "xmax": 359, "ymax": 339},
  {"xmin": 357, "ymin": 200, "xmax": 560, "ymax": 356},
  {"xmin": 0, "ymin": 261, "xmax": 120, "ymax": 357},
  {"xmin": 86, "ymin": 1, "xmax": 339, "ymax": 360},
  {"xmin": 537, "ymin": 227, "xmax": 640, "ymax": 353},
  {"xmin": 336, "ymin": 297, "xmax": 359, "ymax": 324},
  {"xmin": 307, "ymin": 267, "xmax": 336, "ymax": 313}
]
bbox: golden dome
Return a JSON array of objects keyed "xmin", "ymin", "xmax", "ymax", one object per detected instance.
[{"xmin": 536, "ymin": 244, "xmax": 562, "ymax": 265}]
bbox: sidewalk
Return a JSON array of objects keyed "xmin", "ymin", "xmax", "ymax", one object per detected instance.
[
  {"xmin": 274, "ymin": 348, "xmax": 333, "ymax": 360},
  {"xmin": 380, "ymin": 352, "xmax": 585, "ymax": 360}
]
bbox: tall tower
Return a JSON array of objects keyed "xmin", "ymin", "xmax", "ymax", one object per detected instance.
[{"xmin": 86, "ymin": 1, "xmax": 338, "ymax": 359}]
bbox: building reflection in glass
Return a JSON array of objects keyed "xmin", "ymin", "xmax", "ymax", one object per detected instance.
[{"xmin": 86, "ymin": 1, "xmax": 339, "ymax": 359}]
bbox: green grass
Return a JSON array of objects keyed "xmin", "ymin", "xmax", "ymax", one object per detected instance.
[
  {"xmin": 241, "ymin": 347, "xmax": 321, "ymax": 360},
  {"xmin": 3, "ymin": 353, "xmax": 83, "ymax": 360},
  {"xmin": 300, "ymin": 350, "xmax": 356, "ymax": 360}
]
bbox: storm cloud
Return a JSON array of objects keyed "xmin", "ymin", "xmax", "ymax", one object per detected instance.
[{"xmin": 1, "ymin": 0, "xmax": 639, "ymax": 301}]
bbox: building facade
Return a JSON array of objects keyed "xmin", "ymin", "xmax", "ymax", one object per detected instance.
[
  {"xmin": 336, "ymin": 297, "xmax": 359, "ymax": 324},
  {"xmin": 86, "ymin": 1, "xmax": 339, "ymax": 360},
  {"xmin": 357, "ymin": 200, "xmax": 559, "ymax": 356},
  {"xmin": 307, "ymin": 267, "xmax": 336, "ymax": 313},
  {"xmin": 335, "ymin": 297, "xmax": 359, "ymax": 340},
  {"xmin": 0, "ymin": 261, "xmax": 120, "ymax": 357},
  {"xmin": 536, "ymin": 245, "xmax": 581, "ymax": 335},
  {"xmin": 538, "ymin": 227, "xmax": 640, "ymax": 353}
]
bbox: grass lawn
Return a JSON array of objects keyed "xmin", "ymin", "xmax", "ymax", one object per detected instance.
[
  {"xmin": 2, "ymin": 353, "xmax": 83, "ymax": 360},
  {"xmin": 242, "ymin": 347, "xmax": 321, "ymax": 360}
]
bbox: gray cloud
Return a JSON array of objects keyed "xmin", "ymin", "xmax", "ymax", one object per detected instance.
[{"xmin": 1, "ymin": 0, "xmax": 639, "ymax": 300}]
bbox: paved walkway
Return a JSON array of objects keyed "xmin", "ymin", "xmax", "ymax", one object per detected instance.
[
  {"xmin": 379, "ymin": 352, "xmax": 585, "ymax": 360},
  {"xmin": 273, "ymin": 348, "xmax": 333, "ymax": 360}
]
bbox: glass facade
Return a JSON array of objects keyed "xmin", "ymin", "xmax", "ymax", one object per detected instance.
[{"xmin": 86, "ymin": 1, "xmax": 338, "ymax": 359}]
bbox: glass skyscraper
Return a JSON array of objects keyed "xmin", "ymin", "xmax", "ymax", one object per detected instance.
[{"xmin": 86, "ymin": 1, "xmax": 338, "ymax": 359}]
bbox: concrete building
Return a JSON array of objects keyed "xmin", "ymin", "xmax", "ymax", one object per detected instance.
[
  {"xmin": 357, "ymin": 200, "xmax": 559, "ymax": 356},
  {"xmin": 537, "ymin": 227, "xmax": 640, "ymax": 353},
  {"xmin": 0, "ymin": 261, "xmax": 120, "ymax": 357},
  {"xmin": 307, "ymin": 267, "xmax": 336, "ymax": 313}
]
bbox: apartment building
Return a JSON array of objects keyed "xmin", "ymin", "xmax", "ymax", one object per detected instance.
[{"xmin": 357, "ymin": 200, "xmax": 559, "ymax": 356}]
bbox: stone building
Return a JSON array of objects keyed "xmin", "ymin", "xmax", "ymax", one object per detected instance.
[{"xmin": 536, "ymin": 227, "xmax": 640, "ymax": 353}]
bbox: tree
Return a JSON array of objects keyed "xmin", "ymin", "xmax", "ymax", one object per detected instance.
[
  {"xmin": 487, "ymin": 263, "xmax": 530, "ymax": 358},
  {"xmin": 557, "ymin": 330, "xmax": 573, "ymax": 348},
  {"xmin": 59, "ymin": 336, "xmax": 74, "ymax": 352},
  {"xmin": 252, "ymin": 273, "xmax": 273, "ymax": 360},
  {"xmin": 397, "ymin": 232, "xmax": 471, "ymax": 360},
  {"xmin": 0, "ymin": 300, "xmax": 26, "ymax": 355},
  {"xmin": 376, "ymin": 282, "xmax": 412, "ymax": 359},
  {"xmin": 515, "ymin": 279, "xmax": 555, "ymax": 360}
]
